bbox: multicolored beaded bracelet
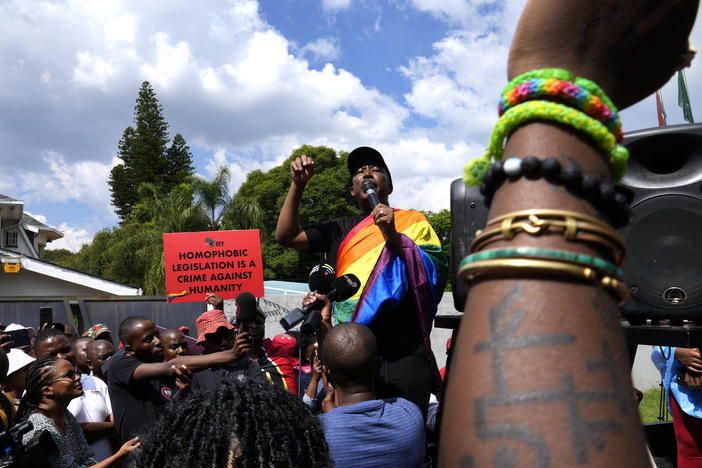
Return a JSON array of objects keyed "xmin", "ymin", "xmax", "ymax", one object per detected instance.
[
  {"xmin": 478, "ymin": 156, "xmax": 630, "ymax": 227},
  {"xmin": 498, "ymin": 77, "xmax": 622, "ymax": 142},
  {"xmin": 502, "ymin": 68, "xmax": 619, "ymax": 121},
  {"xmin": 464, "ymin": 100, "xmax": 629, "ymax": 187},
  {"xmin": 459, "ymin": 247, "xmax": 625, "ymax": 279}
]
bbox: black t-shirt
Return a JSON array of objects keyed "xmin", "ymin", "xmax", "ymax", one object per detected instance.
[
  {"xmin": 107, "ymin": 354, "xmax": 174, "ymax": 443},
  {"xmin": 303, "ymin": 214, "xmax": 365, "ymax": 267},
  {"xmin": 191, "ymin": 357, "xmax": 267, "ymax": 393},
  {"xmin": 303, "ymin": 214, "xmax": 425, "ymax": 359}
]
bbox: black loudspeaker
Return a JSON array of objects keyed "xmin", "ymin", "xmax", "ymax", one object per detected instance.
[
  {"xmin": 450, "ymin": 179, "xmax": 489, "ymax": 311},
  {"xmin": 449, "ymin": 123, "xmax": 702, "ymax": 320},
  {"xmin": 618, "ymin": 123, "xmax": 702, "ymax": 324}
]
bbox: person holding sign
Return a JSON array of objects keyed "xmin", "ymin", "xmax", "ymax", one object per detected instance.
[{"xmin": 275, "ymin": 146, "xmax": 448, "ymax": 417}]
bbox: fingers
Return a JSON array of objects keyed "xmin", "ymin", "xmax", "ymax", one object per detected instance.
[
  {"xmin": 372, "ymin": 204, "xmax": 393, "ymax": 225},
  {"xmin": 302, "ymin": 292, "xmax": 317, "ymax": 307},
  {"xmin": 290, "ymin": 154, "xmax": 315, "ymax": 183},
  {"xmin": 121, "ymin": 436, "xmax": 141, "ymax": 454},
  {"xmin": 0, "ymin": 334, "xmax": 14, "ymax": 352}
]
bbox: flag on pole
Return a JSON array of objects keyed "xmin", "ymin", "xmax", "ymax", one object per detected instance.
[
  {"xmin": 656, "ymin": 90, "xmax": 667, "ymax": 126},
  {"xmin": 678, "ymin": 70, "xmax": 695, "ymax": 124}
]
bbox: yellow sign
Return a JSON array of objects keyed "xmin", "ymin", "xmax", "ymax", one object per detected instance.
[{"xmin": 3, "ymin": 263, "xmax": 20, "ymax": 273}]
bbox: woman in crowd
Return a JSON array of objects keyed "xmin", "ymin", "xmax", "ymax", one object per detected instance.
[
  {"xmin": 652, "ymin": 347, "xmax": 702, "ymax": 467},
  {"xmin": 18, "ymin": 356, "xmax": 140, "ymax": 468},
  {"xmin": 133, "ymin": 378, "xmax": 332, "ymax": 467}
]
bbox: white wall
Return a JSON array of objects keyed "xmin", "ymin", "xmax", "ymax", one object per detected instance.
[{"xmin": 0, "ymin": 270, "xmax": 112, "ymax": 296}]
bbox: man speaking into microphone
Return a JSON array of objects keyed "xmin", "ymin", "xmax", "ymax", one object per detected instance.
[{"xmin": 275, "ymin": 146, "xmax": 448, "ymax": 417}]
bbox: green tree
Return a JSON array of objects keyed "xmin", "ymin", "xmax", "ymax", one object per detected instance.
[
  {"xmin": 164, "ymin": 134, "xmax": 195, "ymax": 192},
  {"xmin": 192, "ymin": 166, "xmax": 231, "ymax": 231},
  {"xmin": 423, "ymin": 209, "xmax": 451, "ymax": 260},
  {"xmin": 109, "ymin": 82, "xmax": 194, "ymax": 222}
]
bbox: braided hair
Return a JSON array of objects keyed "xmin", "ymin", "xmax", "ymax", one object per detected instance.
[
  {"xmin": 17, "ymin": 356, "xmax": 61, "ymax": 419},
  {"xmin": 133, "ymin": 379, "xmax": 332, "ymax": 468}
]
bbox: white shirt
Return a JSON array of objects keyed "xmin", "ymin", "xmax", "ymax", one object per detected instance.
[{"xmin": 67, "ymin": 374, "xmax": 113, "ymax": 461}]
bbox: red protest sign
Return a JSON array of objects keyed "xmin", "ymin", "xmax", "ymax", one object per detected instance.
[{"xmin": 163, "ymin": 230, "xmax": 263, "ymax": 304}]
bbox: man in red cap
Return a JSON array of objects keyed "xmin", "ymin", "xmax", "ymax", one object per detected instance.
[
  {"xmin": 190, "ymin": 307, "xmax": 266, "ymax": 392},
  {"xmin": 206, "ymin": 292, "xmax": 299, "ymax": 395}
]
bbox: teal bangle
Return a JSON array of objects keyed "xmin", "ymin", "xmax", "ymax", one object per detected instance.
[{"xmin": 459, "ymin": 247, "xmax": 625, "ymax": 279}]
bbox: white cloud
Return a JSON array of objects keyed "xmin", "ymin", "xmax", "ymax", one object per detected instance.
[
  {"xmin": 72, "ymin": 51, "xmax": 117, "ymax": 90},
  {"xmin": 46, "ymin": 223, "xmax": 93, "ymax": 252},
  {"xmin": 410, "ymin": 0, "xmax": 507, "ymax": 28},
  {"xmin": 401, "ymin": 30, "xmax": 508, "ymax": 143},
  {"xmin": 18, "ymin": 152, "xmax": 117, "ymax": 219},
  {"xmin": 300, "ymin": 38, "xmax": 341, "ymax": 62},
  {"xmin": 140, "ymin": 33, "xmax": 193, "ymax": 89},
  {"xmin": 321, "ymin": 0, "xmax": 353, "ymax": 11},
  {"xmin": 104, "ymin": 15, "xmax": 136, "ymax": 43}
]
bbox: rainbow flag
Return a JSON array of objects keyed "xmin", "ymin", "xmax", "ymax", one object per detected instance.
[
  {"xmin": 167, "ymin": 290, "xmax": 188, "ymax": 302},
  {"xmin": 335, "ymin": 209, "xmax": 447, "ymax": 350}
]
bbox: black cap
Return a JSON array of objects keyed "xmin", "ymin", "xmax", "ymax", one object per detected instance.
[{"xmin": 347, "ymin": 146, "xmax": 392, "ymax": 186}]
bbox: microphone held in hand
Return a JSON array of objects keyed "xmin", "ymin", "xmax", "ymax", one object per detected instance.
[
  {"xmin": 361, "ymin": 179, "xmax": 380, "ymax": 209},
  {"xmin": 307, "ymin": 261, "xmax": 335, "ymax": 294},
  {"xmin": 235, "ymin": 291, "xmax": 259, "ymax": 325},
  {"xmin": 280, "ymin": 273, "xmax": 361, "ymax": 332},
  {"xmin": 299, "ymin": 274, "xmax": 361, "ymax": 335}
]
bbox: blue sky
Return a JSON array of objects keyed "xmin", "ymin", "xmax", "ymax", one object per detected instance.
[{"xmin": 1, "ymin": 0, "xmax": 700, "ymax": 252}]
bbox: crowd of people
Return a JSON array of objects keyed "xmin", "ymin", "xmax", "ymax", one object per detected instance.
[
  {"xmin": 0, "ymin": 281, "xmax": 438, "ymax": 467},
  {"xmin": 0, "ymin": 0, "xmax": 699, "ymax": 466}
]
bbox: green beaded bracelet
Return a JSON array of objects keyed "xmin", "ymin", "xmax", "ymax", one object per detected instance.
[
  {"xmin": 459, "ymin": 246, "xmax": 625, "ymax": 279},
  {"xmin": 464, "ymin": 100, "xmax": 629, "ymax": 186}
]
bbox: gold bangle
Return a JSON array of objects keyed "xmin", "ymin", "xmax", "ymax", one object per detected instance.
[
  {"xmin": 458, "ymin": 257, "xmax": 629, "ymax": 302},
  {"xmin": 472, "ymin": 209, "xmax": 625, "ymax": 265}
]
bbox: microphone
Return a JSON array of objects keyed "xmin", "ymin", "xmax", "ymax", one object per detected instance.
[
  {"xmin": 307, "ymin": 260, "xmax": 335, "ymax": 294},
  {"xmin": 325, "ymin": 274, "xmax": 361, "ymax": 303},
  {"xmin": 361, "ymin": 179, "xmax": 380, "ymax": 209},
  {"xmin": 280, "ymin": 273, "xmax": 361, "ymax": 331},
  {"xmin": 299, "ymin": 274, "xmax": 361, "ymax": 335},
  {"xmin": 234, "ymin": 291, "xmax": 259, "ymax": 329}
]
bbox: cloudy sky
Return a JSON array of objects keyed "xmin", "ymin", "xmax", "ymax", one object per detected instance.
[{"xmin": 2, "ymin": 0, "xmax": 700, "ymax": 252}]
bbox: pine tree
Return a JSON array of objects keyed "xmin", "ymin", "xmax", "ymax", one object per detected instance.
[
  {"xmin": 109, "ymin": 82, "xmax": 194, "ymax": 222},
  {"xmin": 164, "ymin": 133, "xmax": 195, "ymax": 192}
]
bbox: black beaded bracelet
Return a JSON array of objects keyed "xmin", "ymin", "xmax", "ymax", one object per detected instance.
[{"xmin": 479, "ymin": 156, "xmax": 630, "ymax": 227}]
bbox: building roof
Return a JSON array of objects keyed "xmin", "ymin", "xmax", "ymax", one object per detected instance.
[
  {"xmin": 0, "ymin": 194, "xmax": 22, "ymax": 204},
  {"xmin": 0, "ymin": 248, "xmax": 140, "ymax": 296},
  {"xmin": 21, "ymin": 213, "xmax": 63, "ymax": 241}
]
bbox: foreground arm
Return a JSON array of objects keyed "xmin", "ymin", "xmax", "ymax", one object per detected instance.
[
  {"xmin": 131, "ymin": 342, "xmax": 250, "ymax": 381},
  {"xmin": 275, "ymin": 154, "xmax": 314, "ymax": 250},
  {"xmin": 439, "ymin": 1, "xmax": 698, "ymax": 467}
]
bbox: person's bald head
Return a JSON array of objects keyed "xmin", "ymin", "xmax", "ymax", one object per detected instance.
[{"xmin": 320, "ymin": 322, "xmax": 377, "ymax": 391}]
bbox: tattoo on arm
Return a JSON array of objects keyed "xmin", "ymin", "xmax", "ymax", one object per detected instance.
[{"xmin": 464, "ymin": 284, "xmax": 630, "ymax": 466}]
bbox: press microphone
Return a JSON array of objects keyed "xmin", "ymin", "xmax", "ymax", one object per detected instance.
[
  {"xmin": 325, "ymin": 274, "xmax": 361, "ymax": 303},
  {"xmin": 307, "ymin": 260, "xmax": 335, "ymax": 295},
  {"xmin": 234, "ymin": 291, "xmax": 258, "ymax": 331},
  {"xmin": 280, "ymin": 273, "xmax": 361, "ymax": 331},
  {"xmin": 299, "ymin": 274, "xmax": 361, "ymax": 334},
  {"xmin": 361, "ymin": 179, "xmax": 380, "ymax": 209}
]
